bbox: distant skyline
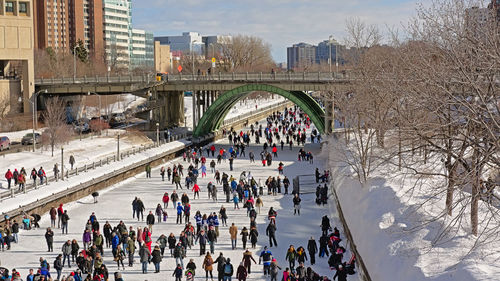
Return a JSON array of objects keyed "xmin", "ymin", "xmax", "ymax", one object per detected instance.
[{"xmin": 131, "ymin": 0, "xmax": 419, "ymax": 62}]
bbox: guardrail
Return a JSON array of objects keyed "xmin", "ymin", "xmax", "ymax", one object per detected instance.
[
  {"xmin": 35, "ymin": 72, "xmax": 350, "ymax": 85},
  {"xmin": 329, "ymin": 179, "xmax": 372, "ymax": 281}
]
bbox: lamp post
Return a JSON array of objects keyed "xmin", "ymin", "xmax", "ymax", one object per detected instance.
[
  {"xmin": 73, "ymin": 45, "xmax": 78, "ymax": 79},
  {"xmin": 191, "ymin": 40, "xmax": 198, "ymax": 75},
  {"xmin": 210, "ymin": 43, "xmax": 215, "ymax": 59},
  {"xmin": 22, "ymin": 89, "xmax": 48, "ymax": 152},
  {"xmin": 117, "ymin": 133, "xmax": 120, "ymax": 161},
  {"xmin": 328, "ymin": 35, "xmax": 333, "ymax": 73},
  {"xmin": 156, "ymin": 122, "xmax": 160, "ymax": 146},
  {"xmin": 61, "ymin": 146, "xmax": 64, "ymax": 181}
]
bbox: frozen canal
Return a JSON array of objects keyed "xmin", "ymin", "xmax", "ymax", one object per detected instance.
[{"xmin": 1, "ymin": 123, "xmax": 342, "ymax": 281}]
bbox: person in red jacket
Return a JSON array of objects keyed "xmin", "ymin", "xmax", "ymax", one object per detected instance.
[
  {"xmin": 5, "ymin": 169, "xmax": 13, "ymax": 189},
  {"xmin": 57, "ymin": 203, "xmax": 64, "ymax": 228},
  {"xmin": 192, "ymin": 184, "xmax": 200, "ymax": 199},
  {"xmin": 210, "ymin": 145, "xmax": 216, "ymax": 157},
  {"xmin": 162, "ymin": 192, "xmax": 170, "ymax": 208}
]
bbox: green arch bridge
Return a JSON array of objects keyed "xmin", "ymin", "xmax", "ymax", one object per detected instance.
[{"xmin": 193, "ymin": 84, "xmax": 325, "ymax": 137}]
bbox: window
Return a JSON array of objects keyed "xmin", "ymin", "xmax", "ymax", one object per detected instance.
[
  {"xmin": 19, "ymin": 2, "xmax": 28, "ymax": 15},
  {"xmin": 5, "ymin": 1, "xmax": 15, "ymax": 14}
]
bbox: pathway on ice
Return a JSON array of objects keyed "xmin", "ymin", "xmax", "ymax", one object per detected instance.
[{"xmin": 3, "ymin": 129, "xmax": 344, "ymax": 280}]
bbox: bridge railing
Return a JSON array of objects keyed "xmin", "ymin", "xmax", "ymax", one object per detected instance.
[{"xmin": 35, "ymin": 72, "xmax": 349, "ymax": 85}]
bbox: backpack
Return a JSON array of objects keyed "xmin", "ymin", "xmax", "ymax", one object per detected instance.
[{"xmin": 224, "ymin": 264, "xmax": 232, "ymax": 274}]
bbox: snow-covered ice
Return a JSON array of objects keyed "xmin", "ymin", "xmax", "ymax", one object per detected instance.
[{"xmin": 0, "ymin": 123, "xmax": 349, "ymax": 281}]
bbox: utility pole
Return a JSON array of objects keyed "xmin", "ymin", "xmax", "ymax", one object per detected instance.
[
  {"xmin": 117, "ymin": 134, "xmax": 120, "ymax": 161},
  {"xmin": 73, "ymin": 45, "xmax": 78, "ymax": 79},
  {"xmin": 61, "ymin": 146, "xmax": 64, "ymax": 181}
]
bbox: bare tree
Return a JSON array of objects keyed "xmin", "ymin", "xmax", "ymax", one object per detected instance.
[
  {"xmin": 41, "ymin": 97, "xmax": 72, "ymax": 156},
  {"xmin": 219, "ymin": 35, "xmax": 276, "ymax": 72}
]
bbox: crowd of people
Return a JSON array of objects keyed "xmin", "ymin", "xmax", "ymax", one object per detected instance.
[
  {"xmin": 3, "ymin": 156, "xmax": 78, "ymax": 193},
  {"xmin": 0, "ymin": 107, "xmax": 355, "ymax": 281}
]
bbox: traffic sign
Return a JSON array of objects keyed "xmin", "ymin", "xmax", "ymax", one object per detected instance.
[
  {"xmin": 212, "ymin": 57, "xmax": 216, "ymax": 63},
  {"xmin": 177, "ymin": 65, "xmax": 182, "ymax": 72}
]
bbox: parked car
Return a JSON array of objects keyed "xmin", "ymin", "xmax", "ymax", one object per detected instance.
[
  {"xmin": 0, "ymin": 136, "xmax": 10, "ymax": 151},
  {"xmin": 73, "ymin": 118, "xmax": 91, "ymax": 134},
  {"xmin": 21, "ymin": 133, "xmax": 41, "ymax": 145},
  {"xmin": 109, "ymin": 113, "xmax": 126, "ymax": 127}
]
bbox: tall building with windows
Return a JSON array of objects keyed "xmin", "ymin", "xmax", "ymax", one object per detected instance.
[
  {"xmin": 287, "ymin": 39, "xmax": 346, "ymax": 71},
  {"xmin": 102, "ymin": 0, "xmax": 132, "ymax": 67},
  {"xmin": 316, "ymin": 39, "xmax": 345, "ymax": 66},
  {"xmin": 130, "ymin": 29, "xmax": 153, "ymax": 68},
  {"xmin": 0, "ymin": 0, "xmax": 35, "ymax": 114},
  {"xmin": 33, "ymin": 0, "xmax": 103, "ymax": 56},
  {"xmin": 67, "ymin": 0, "xmax": 103, "ymax": 56},
  {"xmin": 287, "ymin": 43, "xmax": 316, "ymax": 70},
  {"xmin": 154, "ymin": 32, "xmax": 204, "ymax": 55},
  {"xmin": 33, "ymin": 0, "xmax": 69, "ymax": 50}
]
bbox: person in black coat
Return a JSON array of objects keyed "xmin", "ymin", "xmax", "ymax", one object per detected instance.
[
  {"xmin": 319, "ymin": 235, "xmax": 329, "ymax": 258},
  {"xmin": 146, "ymin": 211, "xmax": 155, "ymax": 232},
  {"xmin": 266, "ymin": 223, "xmax": 277, "ymax": 248},
  {"xmin": 321, "ymin": 216, "xmax": 331, "ymax": 236},
  {"xmin": 45, "ymin": 227, "xmax": 54, "ymax": 252},
  {"xmin": 168, "ymin": 233, "xmax": 177, "ymax": 256},
  {"xmin": 307, "ymin": 237, "xmax": 318, "ymax": 265},
  {"xmin": 54, "ymin": 254, "xmax": 63, "ymax": 281},
  {"xmin": 186, "ymin": 259, "xmax": 197, "ymax": 276},
  {"xmin": 214, "ymin": 252, "xmax": 226, "ymax": 281},
  {"xmin": 333, "ymin": 264, "xmax": 347, "ymax": 281}
]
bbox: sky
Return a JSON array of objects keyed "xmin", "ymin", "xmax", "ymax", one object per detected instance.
[{"xmin": 131, "ymin": 0, "xmax": 420, "ymax": 62}]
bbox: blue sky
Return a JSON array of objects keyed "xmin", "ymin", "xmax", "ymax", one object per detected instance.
[{"xmin": 131, "ymin": 0, "xmax": 419, "ymax": 62}]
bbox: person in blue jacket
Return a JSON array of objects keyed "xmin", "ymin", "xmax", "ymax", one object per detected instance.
[
  {"xmin": 213, "ymin": 213, "xmax": 220, "ymax": 237},
  {"xmin": 259, "ymin": 246, "xmax": 273, "ymax": 276},
  {"xmin": 112, "ymin": 232, "xmax": 120, "ymax": 258},
  {"xmin": 176, "ymin": 203, "xmax": 184, "ymax": 224},
  {"xmin": 172, "ymin": 264, "xmax": 183, "ymax": 281}
]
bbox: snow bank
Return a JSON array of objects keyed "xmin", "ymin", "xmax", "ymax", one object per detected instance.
[{"xmin": 326, "ymin": 137, "xmax": 500, "ymax": 281}]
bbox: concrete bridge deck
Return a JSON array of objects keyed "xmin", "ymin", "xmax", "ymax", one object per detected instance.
[{"xmin": 35, "ymin": 72, "xmax": 350, "ymax": 95}]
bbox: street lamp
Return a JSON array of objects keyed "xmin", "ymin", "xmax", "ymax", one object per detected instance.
[
  {"xmin": 335, "ymin": 43, "xmax": 339, "ymax": 73},
  {"xmin": 73, "ymin": 45, "xmax": 78, "ymax": 79},
  {"xmin": 328, "ymin": 35, "xmax": 333, "ymax": 73},
  {"xmin": 20, "ymin": 89, "xmax": 48, "ymax": 152},
  {"xmin": 156, "ymin": 122, "xmax": 160, "ymax": 146},
  {"xmin": 191, "ymin": 40, "xmax": 198, "ymax": 75},
  {"xmin": 210, "ymin": 43, "xmax": 216, "ymax": 59}
]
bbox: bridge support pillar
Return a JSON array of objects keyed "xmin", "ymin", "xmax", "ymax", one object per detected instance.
[
  {"xmin": 196, "ymin": 91, "xmax": 202, "ymax": 127},
  {"xmin": 204, "ymin": 91, "xmax": 208, "ymax": 114},
  {"xmin": 324, "ymin": 94, "xmax": 334, "ymax": 134},
  {"xmin": 192, "ymin": 91, "xmax": 197, "ymax": 129},
  {"xmin": 157, "ymin": 91, "xmax": 184, "ymax": 130}
]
